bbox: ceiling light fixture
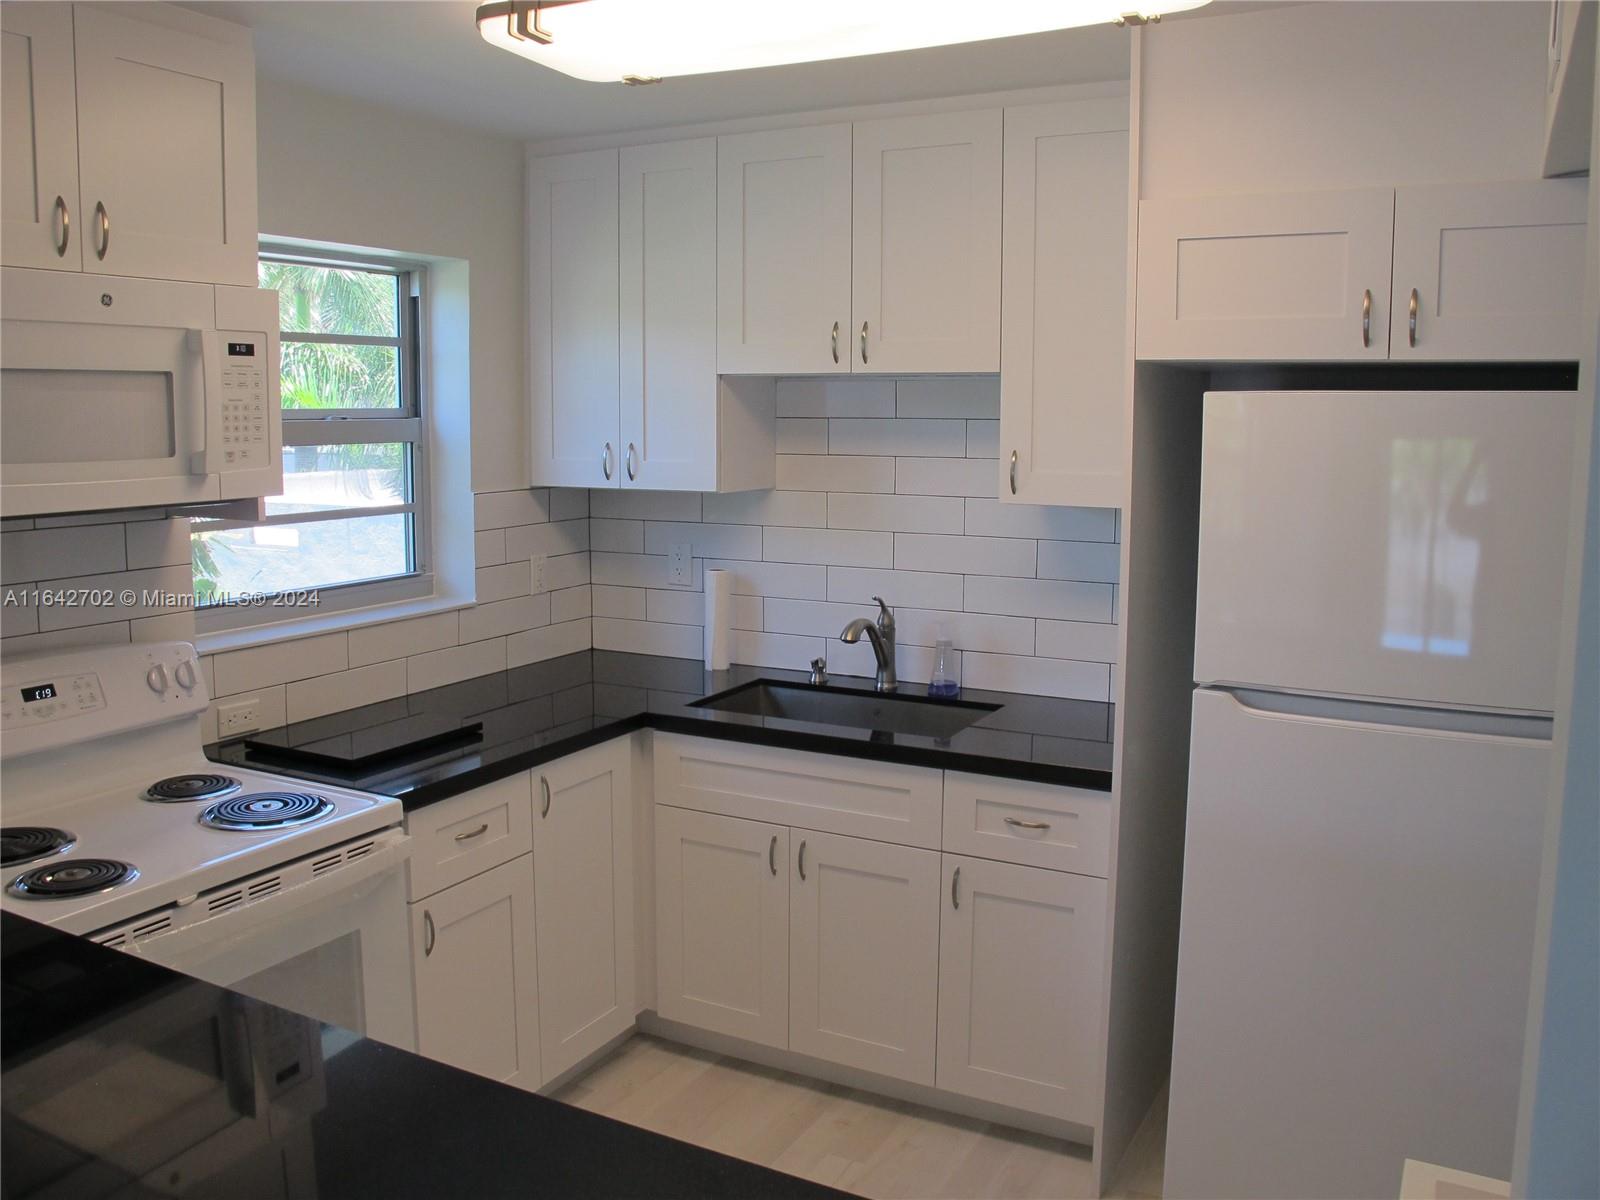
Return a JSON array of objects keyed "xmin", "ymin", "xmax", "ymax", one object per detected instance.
[{"xmin": 474, "ymin": 0, "xmax": 1210, "ymax": 83}]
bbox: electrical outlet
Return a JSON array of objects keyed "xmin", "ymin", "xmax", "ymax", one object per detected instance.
[
  {"xmin": 530, "ymin": 555, "xmax": 546, "ymax": 594},
  {"xmin": 217, "ymin": 697, "xmax": 262, "ymax": 737},
  {"xmin": 668, "ymin": 543, "xmax": 692, "ymax": 587}
]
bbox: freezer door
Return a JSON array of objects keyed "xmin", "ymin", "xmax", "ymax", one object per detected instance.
[
  {"xmin": 1196, "ymin": 389, "xmax": 1576, "ymax": 712},
  {"xmin": 1165, "ymin": 687, "xmax": 1550, "ymax": 1200}
]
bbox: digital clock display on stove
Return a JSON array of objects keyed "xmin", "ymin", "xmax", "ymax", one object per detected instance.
[{"xmin": 20, "ymin": 684, "xmax": 57, "ymax": 703}]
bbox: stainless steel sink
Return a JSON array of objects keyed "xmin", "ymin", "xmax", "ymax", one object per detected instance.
[{"xmin": 692, "ymin": 679, "xmax": 998, "ymax": 739}]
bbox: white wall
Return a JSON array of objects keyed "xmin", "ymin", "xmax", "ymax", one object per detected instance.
[{"xmin": 1138, "ymin": 1, "xmax": 1549, "ymax": 198}]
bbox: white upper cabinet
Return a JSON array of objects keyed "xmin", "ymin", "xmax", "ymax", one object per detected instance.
[
  {"xmin": 655, "ymin": 805, "xmax": 790, "ymax": 1050},
  {"xmin": 852, "ymin": 109, "xmax": 1002, "ymax": 373},
  {"xmin": 936, "ymin": 855, "xmax": 1106, "ymax": 1124},
  {"xmin": 717, "ymin": 124, "xmax": 853, "ymax": 375},
  {"xmin": 1, "ymin": 4, "xmax": 255, "ymax": 285},
  {"xmin": 1390, "ymin": 178, "xmax": 1589, "ymax": 361},
  {"xmin": 788, "ymin": 830, "xmax": 941, "ymax": 1086},
  {"xmin": 529, "ymin": 148, "xmax": 621, "ymax": 489},
  {"xmin": 1137, "ymin": 188, "xmax": 1395, "ymax": 362},
  {"xmin": 73, "ymin": 5, "xmax": 257, "ymax": 286},
  {"xmin": 1, "ymin": 4, "xmax": 80, "ymax": 271},
  {"xmin": 531, "ymin": 738, "xmax": 636, "ymax": 1082},
  {"xmin": 1000, "ymin": 98, "xmax": 1129, "ymax": 509}
]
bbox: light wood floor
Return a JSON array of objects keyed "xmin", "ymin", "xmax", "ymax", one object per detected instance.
[{"xmin": 553, "ymin": 1034, "xmax": 1167, "ymax": 1200}]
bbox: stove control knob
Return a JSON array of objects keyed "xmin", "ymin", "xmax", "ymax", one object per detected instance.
[
  {"xmin": 146, "ymin": 663, "xmax": 169, "ymax": 695},
  {"xmin": 174, "ymin": 660, "xmax": 198, "ymax": 692}
]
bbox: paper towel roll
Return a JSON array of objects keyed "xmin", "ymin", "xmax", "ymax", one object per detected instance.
[{"xmin": 704, "ymin": 568, "xmax": 733, "ymax": 671}]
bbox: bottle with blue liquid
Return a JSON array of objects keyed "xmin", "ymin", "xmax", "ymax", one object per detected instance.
[{"xmin": 928, "ymin": 629, "xmax": 959, "ymax": 698}]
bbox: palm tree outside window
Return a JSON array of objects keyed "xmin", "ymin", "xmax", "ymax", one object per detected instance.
[{"xmin": 192, "ymin": 253, "xmax": 427, "ymax": 609}]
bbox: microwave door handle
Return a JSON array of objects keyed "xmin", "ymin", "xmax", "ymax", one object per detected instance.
[{"xmin": 186, "ymin": 328, "xmax": 222, "ymax": 475}]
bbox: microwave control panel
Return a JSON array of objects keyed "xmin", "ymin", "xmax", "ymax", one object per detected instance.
[{"xmin": 219, "ymin": 334, "xmax": 269, "ymax": 468}]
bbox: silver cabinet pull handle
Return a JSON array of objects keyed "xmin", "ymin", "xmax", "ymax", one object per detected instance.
[
  {"xmin": 601, "ymin": 442, "xmax": 613, "ymax": 481},
  {"xmin": 859, "ymin": 320, "xmax": 869, "ymax": 365},
  {"xmin": 1408, "ymin": 288, "xmax": 1419, "ymax": 347},
  {"xmin": 1004, "ymin": 816, "xmax": 1051, "ymax": 831},
  {"xmin": 94, "ymin": 201, "xmax": 109, "ymax": 260},
  {"xmin": 453, "ymin": 823, "xmax": 489, "ymax": 842},
  {"xmin": 539, "ymin": 775, "xmax": 551, "ymax": 818},
  {"xmin": 769, "ymin": 835, "xmax": 778, "ymax": 876},
  {"xmin": 1009, "ymin": 450, "xmax": 1019, "ymax": 495},
  {"xmin": 797, "ymin": 839, "xmax": 807, "ymax": 881},
  {"xmin": 53, "ymin": 195, "xmax": 69, "ymax": 258},
  {"xmin": 626, "ymin": 442, "xmax": 638, "ymax": 481},
  {"xmin": 423, "ymin": 910, "xmax": 436, "ymax": 957},
  {"xmin": 951, "ymin": 866, "xmax": 961, "ymax": 910},
  {"xmin": 1361, "ymin": 288, "xmax": 1372, "ymax": 348},
  {"xmin": 831, "ymin": 321, "xmax": 840, "ymax": 364}
]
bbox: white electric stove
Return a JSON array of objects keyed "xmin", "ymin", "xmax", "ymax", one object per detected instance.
[{"xmin": 0, "ymin": 641, "xmax": 416, "ymax": 1049}]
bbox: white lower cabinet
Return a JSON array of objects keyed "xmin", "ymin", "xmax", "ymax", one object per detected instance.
[
  {"xmin": 655, "ymin": 806, "xmax": 790, "ymax": 1048},
  {"xmin": 532, "ymin": 738, "xmax": 637, "ymax": 1081},
  {"xmin": 936, "ymin": 855, "xmax": 1106, "ymax": 1124},
  {"xmin": 410, "ymin": 855, "xmax": 542, "ymax": 1089},
  {"xmin": 789, "ymin": 830, "xmax": 942, "ymax": 1086}
]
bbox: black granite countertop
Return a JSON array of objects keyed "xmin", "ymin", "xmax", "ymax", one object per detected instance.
[
  {"xmin": 209, "ymin": 651, "xmax": 1114, "ymax": 810},
  {"xmin": 0, "ymin": 911, "xmax": 848, "ymax": 1200}
]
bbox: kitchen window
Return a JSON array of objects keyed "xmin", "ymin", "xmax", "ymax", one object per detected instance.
[{"xmin": 192, "ymin": 253, "xmax": 430, "ymax": 619}]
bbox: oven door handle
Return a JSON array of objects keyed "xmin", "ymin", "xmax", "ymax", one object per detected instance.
[
  {"xmin": 112, "ymin": 831, "xmax": 411, "ymax": 966},
  {"xmin": 186, "ymin": 327, "xmax": 223, "ymax": 476}
]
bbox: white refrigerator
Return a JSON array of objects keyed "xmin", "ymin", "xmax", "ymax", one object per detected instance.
[{"xmin": 1164, "ymin": 390, "xmax": 1578, "ymax": 1200}]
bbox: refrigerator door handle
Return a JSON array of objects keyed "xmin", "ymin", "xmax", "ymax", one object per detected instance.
[{"xmin": 1210, "ymin": 685, "xmax": 1553, "ymax": 742}]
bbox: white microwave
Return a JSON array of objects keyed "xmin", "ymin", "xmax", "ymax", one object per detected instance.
[{"xmin": 0, "ymin": 267, "xmax": 282, "ymax": 517}]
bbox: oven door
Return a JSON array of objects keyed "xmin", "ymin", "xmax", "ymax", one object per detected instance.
[{"xmin": 111, "ymin": 831, "xmax": 416, "ymax": 1053}]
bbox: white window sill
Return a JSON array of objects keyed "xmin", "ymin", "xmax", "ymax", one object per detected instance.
[{"xmin": 194, "ymin": 584, "xmax": 472, "ymax": 656}]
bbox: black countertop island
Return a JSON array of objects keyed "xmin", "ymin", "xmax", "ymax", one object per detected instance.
[
  {"xmin": 209, "ymin": 650, "xmax": 1114, "ymax": 809},
  {"xmin": 1, "ymin": 911, "xmax": 848, "ymax": 1199}
]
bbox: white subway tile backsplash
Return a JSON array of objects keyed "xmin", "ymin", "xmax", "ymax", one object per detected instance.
[
  {"xmin": 592, "ymin": 552, "xmax": 701, "ymax": 591},
  {"xmin": 593, "ymin": 616, "xmax": 701, "ymax": 659},
  {"xmin": 287, "ymin": 660, "xmax": 407, "ymax": 724},
  {"xmin": 826, "ymin": 566, "xmax": 964, "ymax": 612},
  {"xmin": 776, "ymin": 378, "xmax": 895, "ymax": 418},
  {"xmin": 1036, "ymin": 619, "xmax": 1121, "ymax": 664},
  {"xmin": 962, "ymin": 652, "xmax": 1111, "ymax": 702},
  {"xmin": 702, "ymin": 490, "xmax": 827, "ymax": 529},
  {"xmin": 549, "ymin": 488, "xmax": 589, "ymax": 522},
  {"xmin": 125, "ymin": 519, "xmax": 192, "ymax": 570},
  {"xmin": 36, "ymin": 564, "xmax": 195, "ymax": 632},
  {"xmin": 476, "ymin": 561, "xmax": 532, "ymax": 604},
  {"xmin": 964, "ymin": 575, "xmax": 1115, "ymax": 623},
  {"xmin": 765, "ymin": 527, "xmax": 892, "ymax": 568},
  {"xmin": 965, "ymin": 420, "xmax": 1000, "ymax": 459},
  {"xmin": 895, "ymin": 533, "xmax": 1035, "ymax": 578},
  {"xmin": 348, "ymin": 610, "xmax": 460, "ymax": 667},
  {"xmin": 964, "ymin": 499, "xmax": 1116, "ymax": 542},
  {"xmin": 459, "ymin": 593, "xmax": 551, "ymax": 644},
  {"xmin": 894, "ymin": 608, "xmax": 1036, "ymax": 656},
  {"xmin": 544, "ymin": 552, "xmax": 591, "ymax": 593},
  {"xmin": 215, "ymin": 631, "xmax": 350, "ymax": 695},
  {"xmin": 729, "ymin": 629, "xmax": 825, "ymax": 670},
  {"xmin": 894, "ymin": 457, "xmax": 998, "ymax": 498},
  {"xmin": 827, "ymin": 492, "xmax": 964, "ymax": 534},
  {"xmin": 643, "ymin": 521, "xmax": 762, "ymax": 561},
  {"xmin": 776, "ymin": 455, "xmax": 895, "ymax": 494},
  {"xmin": 590, "ymin": 490, "xmax": 703, "ymax": 522},
  {"xmin": 474, "ymin": 489, "xmax": 551, "ymax": 530},
  {"xmin": 506, "ymin": 518, "xmax": 589, "ymax": 560},
  {"xmin": 894, "ymin": 377, "xmax": 1001, "ymax": 419},
  {"xmin": 407, "ymin": 636, "xmax": 507, "ymax": 692},
  {"xmin": 590, "ymin": 519, "xmax": 644, "ymax": 554},
  {"xmin": 827, "ymin": 418, "xmax": 966, "ymax": 458},
  {"xmin": 550, "ymin": 585, "xmax": 592, "ymax": 624},
  {"xmin": 509, "ymin": 618, "xmax": 590, "ymax": 667},
  {"xmin": 1037, "ymin": 539, "xmax": 1122, "ymax": 584},
  {"xmin": 775, "ymin": 419, "xmax": 828, "ymax": 454},
  {"xmin": 703, "ymin": 559, "xmax": 827, "ymax": 600},
  {"xmin": 2, "ymin": 523, "xmax": 126, "ymax": 584},
  {"xmin": 592, "ymin": 584, "xmax": 647, "ymax": 620},
  {"xmin": 474, "ymin": 528, "xmax": 507, "ymax": 568}
]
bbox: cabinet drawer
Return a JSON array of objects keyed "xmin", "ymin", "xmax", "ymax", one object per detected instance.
[
  {"xmin": 942, "ymin": 772, "xmax": 1111, "ymax": 877},
  {"xmin": 405, "ymin": 772, "xmax": 534, "ymax": 901},
  {"xmin": 654, "ymin": 733, "xmax": 942, "ymax": 848}
]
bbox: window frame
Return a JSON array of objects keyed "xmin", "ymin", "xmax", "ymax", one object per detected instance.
[{"xmin": 194, "ymin": 248, "xmax": 434, "ymax": 632}]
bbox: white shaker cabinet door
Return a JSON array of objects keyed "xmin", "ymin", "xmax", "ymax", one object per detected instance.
[
  {"xmin": 529, "ymin": 148, "xmax": 620, "ymax": 488},
  {"xmin": 851, "ymin": 109, "xmax": 1002, "ymax": 373},
  {"xmin": 999, "ymin": 98, "xmax": 1129, "ymax": 508},
  {"xmin": 936, "ymin": 855, "xmax": 1106, "ymax": 1123},
  {"xmin": 716, "ymin": 124, "xmax": 852, "ymax": 375},
  {"xmin": 788, "ymin": 830, "xmax": 940, "ymax": 1086},
  {"xmin": 73, "ymin": 5, "xmax": 257, "ymax": 286},
  {"xmin": 1136, "ymin": 188, "xmax": 1394, "ymax": 361},
  {"xmin": 1391, "ymin": 178, "xmax": 1588, "ymax": 361},
  {"xmin": 655, "ymin": 805, "xmax": 790, "ymax": 1049},
  {"xmin": 410, "ymin": 855, "xmax": 542, "ymax": 1090},
  {"xmin": 619, "ymin": 138, "xmax": 718, "ymax": 492},
  {"xmin": 1, "ymin": 3, "xmax": 80, "ymax": 271},
  {"xmin": 531, "ymin": 738, "xmax": 636, "ymax": 1082}
]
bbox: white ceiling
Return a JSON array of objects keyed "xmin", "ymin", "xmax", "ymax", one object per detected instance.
[{"xmin": 182, "ymin": 1, "xmax": 1156, "ymax": 142}]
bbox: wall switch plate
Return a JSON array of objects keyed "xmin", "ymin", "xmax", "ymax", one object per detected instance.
[
  {"xmin": 217, "ymin": 698, "xmax": 262, "ymax": 737},
  {"xmin": 668, "ymin": 543, "xmax": 693, "ymax": 587},
  {"xmin": 530, "ymin": 555, "xmax": 546, "ymax": 594}
]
